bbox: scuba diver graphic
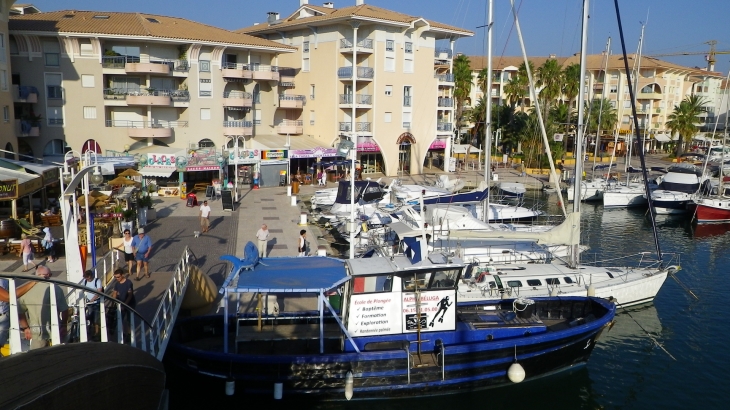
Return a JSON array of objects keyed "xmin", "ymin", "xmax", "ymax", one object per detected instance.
[{"xmin": 429, "ymin": 296, "xmax": 453, "ymax": 327}]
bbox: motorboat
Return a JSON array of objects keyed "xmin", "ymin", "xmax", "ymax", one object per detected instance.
[{"xmin": 650, "ymin": 163, "xmax": 711, "ymax": 215}]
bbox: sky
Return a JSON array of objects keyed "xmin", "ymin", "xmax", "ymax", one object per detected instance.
[{"xmin": 24, "ymin": 0, "xmax": 730, "ymax": 76}]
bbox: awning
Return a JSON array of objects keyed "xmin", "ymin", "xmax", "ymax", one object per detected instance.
[
  {"xmin": 0, "ymin": 159, "xmax": 60, "ymax": 187},
  {"xmin": 139, "ymin": 166, "xmax": 177, "ymax": 178},
  {"xmin": 0, "ymin": 168, "xmax": 43, "ymax": 200},
  {"xmin": 251, "ymin": 134, "xmax": 328, "ymax": 151},
  {"xmin": 452, "ymin": 144, "xmax": 482, "ymax": 154},
  {"xmin": 654, "ymin": 134, "xmax": 671, "ymax": 142},
  {"xmin": 429, "ymin": 139, "xmax": 447, "ymax": 150}
]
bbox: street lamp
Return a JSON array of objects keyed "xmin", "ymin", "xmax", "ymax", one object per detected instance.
[
  {"xmin": 226, "ymin": 136, "xmax": 245, "ymax": 201},
  {"xmin": 336, "ymin": 137, "xmax": 356, "ymax": 259}
]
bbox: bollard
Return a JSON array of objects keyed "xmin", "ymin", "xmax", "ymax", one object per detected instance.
[
  {"xmin": 287, "ymin": 186, "xmax": 292, "ymax": 196},
  {"xmin": 299, "ymin": 212, "xmax": 308, "ymax": 225},
  {"xmin": 291, "ymin": 195, "xmax": 297, "ymax": 206},
  {"xmin": 317, "ymin": 245, "xmax": 327, "ymax": 257}
]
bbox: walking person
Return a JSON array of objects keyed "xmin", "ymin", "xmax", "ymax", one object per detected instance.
[
  {"xmin": 82, "ymin": 270, "xmax": 103, "ymax": 339},
  {"xmin": 199, "ymin": 200, "xmax": 212, "ymax": 233},
  {"xmin": 41, "ymin": 227, "xmax": 56, "ymax": 263},
  {"xmin": 1, "ymin": 278, "xmax": 37, "ymax": 347},
  {"xmin": 297, "ymin": 230, "xmax": 308, "ymax": 257},
  {"xmin": 131, "ymin": 228, "xmax": 152, "ymax": 280},
  {"xmin": 115, "ymin": 229, "xmax": 135, "ymax": 278},
  {"xmin": 20, "ymin": 233, "xmax": 37, "ymax": 272},
  {"xmin": 256, "ymin": 224, "xmax": 270, "ymax": 258},
  {"xmin": 111, "ymin": 268, "xmax": 136, "ymax": 337},
  {"xmin": 18, "ymin": 266, "xmax": 69, "ymax": 349}
]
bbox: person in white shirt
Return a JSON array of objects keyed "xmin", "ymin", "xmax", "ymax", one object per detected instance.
[
  {"xmin": 255, "ymin": 224, "xmax": 270, "ymax": 258},
  {"xmin": 199, "ymin": 200, "xmax": 212, "ymax": 233},
  {"xmin": 297, "ymin": 230, "xmax": 308, "ymax": 257}
]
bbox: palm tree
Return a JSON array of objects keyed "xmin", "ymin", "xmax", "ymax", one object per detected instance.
[
  {"xmin": 562, "ymin": 63, "xmax": 581, "ymax": 109},
  {"xmin": 666, "ymin": 95, "xmax": 706, "ymax": 156},
  {"xmin": 535, "ymin": 59, "xmax": 563, "ymax": 115},
  {"xmin": 505, "ymin": 62, "xmax": 533, "ymax": 109},
  {"xmin": 585, "ymin": 98, "xmax": 618, "ymax": 135},
  {"xmin": 468, "ymin": 96, "xmax": 487, "ymax": 144},
  {"xmin": 477, "ymin": 67, "xmax": 490, "ymax": 98},
  {"xmin": 453, "ymin": 54, "xmax": 473, "ymax": 140}
]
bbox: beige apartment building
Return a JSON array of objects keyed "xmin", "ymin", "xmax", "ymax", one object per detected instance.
[
  {"xmin": 468, "ymin": 54, "xmax": 724, "ymax": 150},
  {"xmin": 7, "ymin": 9, "xmax": 302, "ymax": 186},
  {"xmin": 238, "ymin": 0, "xmax": 472, "ymax": 177},
  {"xmin": 0, "ymin": 0, "xmax": 17, "ymax": 158}
]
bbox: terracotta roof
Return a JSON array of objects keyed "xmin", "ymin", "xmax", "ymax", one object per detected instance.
[
  {"xmin": 238, "ymin": 4, "xmax": 472, "ymax": 37},
  {"xmin": 9, "ymin": 10, "xmax": 295, "ymax": 51},
  {"xmin": 468, "ymin": 55, "xmax": 567, "ymax": 71}
]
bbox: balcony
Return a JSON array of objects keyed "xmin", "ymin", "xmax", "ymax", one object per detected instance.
[
  {"xmin": 340, "ymin": 38, "xmax": 374, "ymax": 53},
  {"xmin": 338, "ymin": 94, "xmax": 373, "ymax": 108},
  {"xmin": 435, "ymin": 73, "xmax": 455, "ymax": 84},
  {"xmin": 106, "ymin": 120, "xmax": 187, "ymax": 138},
  {"xmin": 403, "ymin": 96, "xmax": 412, "ymax": 107},
  {"xmin": 221, "ymin": 62, "xmax": 252, "ymax": 79},
  {"xmin": 434, "ymin": 48, "xmax": 453, "ymax": 59},
  {"xmin": 402, "ymin": 122, "xmax": 411, "ymax": 129},
  {"xmin": 251, "ymin": 65, "xmax": 280, "ymax": 81},
  {"xmin": 103, "ymin": 88, "xmax": 185, "ymax": 106},
  {"xmin": 101, "ymin": 56, "xmax": 189, "ymax": 75},
  {"xmin": 223, "ymin": 91, "xmax": 253, "ymax": 108},
  {"xmin": 337, "ymin": 66, "xmax": 374, "ymax": 81},
  {"xmin": 279, "ymin": 94, "xmax": 306, "ymax": 109},
  {"xmin": 15, "ymin": 119, "xmax": 40, "ymax": 137},
  {"xmin": 638, "ymin": 92, "xmax": 662, "ymax": 100},
  {"xmin": 655, "ymin": 108, "xmax": 662, "ymax": 114},
  {"xmin": 279, "ymin": 68, "xmax": 296, "ymax": 86},
  {"xmin": 223, "ymin": 120, "xmax": 254, "ymax": 136},
  {"xmin": 276, "ymin": 119, "xmax": 303, "ymax": 135},
  {"xmin": 437, "ymin": 122, "xmax": 453, "ymax": 132},
  {"xmin": 339, "ymin": 122, "xmax": 372, "ymax": 133},
  {"xmin": 12, "ymin": 85, "xmax": 38, "ymax": 103},
  {"xmin": 438, "ymin": 97, "xmax": 454, "ymax": 108}
]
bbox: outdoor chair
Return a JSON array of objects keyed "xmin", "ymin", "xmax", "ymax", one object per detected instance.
[{"xmin": 14, "ymin": 218, "xmax": 40, "ymax": 236}]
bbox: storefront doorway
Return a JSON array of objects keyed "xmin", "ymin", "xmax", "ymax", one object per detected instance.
[{"xmin": 396, "ymin": 132, "xmax": 416, "ymax": 175}]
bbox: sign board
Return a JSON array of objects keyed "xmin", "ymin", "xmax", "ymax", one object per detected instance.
[
  {"xmin": 261, "ymin": 150, "xmax": 288, "ymax": 160},
  {"xmin": 221, "ymin": 190, "xmax": 234, "ymax": 211},
  {"xmin": 553, "ymin": 133, "xmax": 564, "ymax": 142},
  {"xmin": 0, "ymin": 179, "xmax": 19, "ymax": 200},
  {"xmin": 205, "ymin": 185, "xmax": 215, "ymax": 200}
]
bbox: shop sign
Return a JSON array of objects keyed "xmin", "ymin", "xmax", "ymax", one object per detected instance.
[
  {"xmin": 289, "ymin": 147, "xmax": 338, "ymax": 159},
  {"xmin": 146, "ymin": 153, "xmax": 179, "ymax": 166},
  {"xmin": 41, "ymin": 168, "xmax": 60, "ymax": 185},
  {"xmin": 228, "ymin": 149, "xmax": 261, "ymax": 164},
  {"xmin": 18, "ymin": 177, "xmax": 43, "ymax": 197},
  {"xmin": 429, "ymin": 139, "xmax": 447, "ymax": 150},
  {"xmin": 262, "ymin": 150, "xmax": 288, "ymax": 160},
  {"xmin": 92, "ymin": 212, "xmax": 124, "ymax": 218},
  {"xmin": 0, "ymin": 179, "xmax": 18, "ymax": 200},
  {"xmin": 186, "ymin": 165, "xmax": 221, "ymax": 171}
]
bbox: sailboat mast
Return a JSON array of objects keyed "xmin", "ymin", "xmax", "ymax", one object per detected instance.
[
  {"xmin": 482, "ymin": 0, "xmax": 493, "ymax": 222},
  {"xmin": 570, "ymin": 0, "xmax": 590, "ymax": 267},
  {"xmin": 592, "ymin": 38, "xmax": 611, "ymax": 180}
]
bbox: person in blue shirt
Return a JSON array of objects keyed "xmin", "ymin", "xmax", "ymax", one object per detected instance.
[{"xmin": 131, "ymin": 228, "xmax": 153, "ymax": 280}]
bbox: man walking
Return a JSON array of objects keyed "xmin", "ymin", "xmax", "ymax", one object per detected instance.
[
  {"xmin": 199, "ymin": 200, "xmax": 212, "ymax": 233},
  {"xmin": 18, "ymin": 266, "xmax": 69, "ymax": 349},
  {"xmin": 297, "ymin": 230, "xmax": 308, "ymax": 257},
  {"xmin": 132, "ymin": 228, "xmax": 153, "ymax": 280},
  {"xmin": 256, "ymin": 224, "xmax": 270, "ymax": 258}
]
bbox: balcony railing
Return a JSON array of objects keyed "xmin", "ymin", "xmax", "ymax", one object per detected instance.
[
  {"xmin": 339, "ymin": 94, "xmax": 373, "ymax": 105},
  {"xmin": 435, "ymin": 73, "xmax": 455, "ymax": 82},
  {"xmin": 106, "ymin": 120, "xmax": 188, "ymax": 128},
  {"xmin": 403, "ymin": 96, "xmax": 412, "ymax": 107},
  {"xmin": 340, "ymin": 38, "xmax": 374, "ymax": 50},
  {"xmin": 339, "ymin": 122, "xmax": 371, "ymax": 132},
  {"xmin": 199, "ymin": 91, "xmax": 212, "ymax": 97},
  {"xmin": 402, "ymin": 122, "xmax": 411, "ymax": 128},
  {"xmin": 438, "ymin": 98, "xmax": 454, "ymax": 107},
  {"xmin": 437, "ymin": 122, "xmax": 453, "ymax": 132},
  {"xmin": 278, "ymin": 119, "xmax": 303, "ymax": 126},
  {"xmin": 101, "ymin": 56, "xmax": 188, "ymax": 71},
  {"xmin": 434, "ymin": 48, "xmax": 453, "ymax": 58},
  {"xmin": 48, "ymin": 118, "xmax": 64, "ymax": 126},
  {"xmin": 252, "ymin": 65, "xmax": 279, "ymax": 73},
  {"xmin": 103, "ymin": 88, "xmax": 189, "ymax": 101},
  {"xmin": 279, "ymin": 94, "xmax": 307, "ymax": 102},
  {"xmin": 655, "ymin": 108, "xmax": 662, "ymax": 113},
  {"xmin": 222, "ymin": 62, "xmax": 250, "ymax": 70},
  {"xmin": 337, "ymin": 66, "xmax": 375, "ymax": 79},
  {"xmin": 224, "ymin": 120, "xmax": 253, "ymax": 128},
  {"xmin": 223, "ymin": 91, "xmax": 253, "ymax": 99},
  {"xmin": 15, "ymin": 85, "xmax": 39, "ymax": 101}
]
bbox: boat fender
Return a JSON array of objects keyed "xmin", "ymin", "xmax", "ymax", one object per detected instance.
[
  {"xmin": 225, "ymin": 378, "xmax": 235, "ymax": 396},
  {"xmin": 344, "ymin": 371, "xmax": 354, "ymax": 400},
  {"xmin": 587, "ymin": 284, "xmax": 595, "ymax": 297},
  {"xmin": 508, "ymin": 362, "xmax": 526, "ymax": 383},
  {"xmin": 274, "ymin": 382, "xmax": 283, "ymax": 400}
]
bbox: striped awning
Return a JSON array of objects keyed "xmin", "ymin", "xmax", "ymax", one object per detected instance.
[{"xmin": 139, "ymin": 166, "xmax": 176, "ymax": 178}]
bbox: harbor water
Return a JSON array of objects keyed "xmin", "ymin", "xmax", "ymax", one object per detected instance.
[{"xmin": 166, "ymin": 193, "xmax": 726, "ymax": 409}]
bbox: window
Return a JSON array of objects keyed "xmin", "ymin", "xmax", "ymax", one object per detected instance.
[
  {"xmin": 81, "ymin": 74, "xmax": 95, "ymax": 88},
  {"xmin": 303, "ymin": 57, "xmax": 310, "ymax": 72},
  {"xmin": 199, "ymin": 79, "xmax": 212, "ymax": 97},
  {"xmin": 146, "ymin": 18, "xmax": 160, "ymax": 23},
  {"xmin": 0, "ymin": 70, "xmax": 6, "ymax": 91},
  {"xmin": 545, "ymin": 278, "xmax": 560, "ymax": 285},
  {"xmin": 384, "ymin": 112, "xmax": 392, "ymax": 123},
  {"xmin": 3, "ymin": 106, "xmax": 9, "ymax": 122},
  {"xmin": 47, "ymin": 107, "xmax": 63, "ymax": 126},
  {"xmin": 401, "ymin": 272, "xmax": 432, "ymax": 291},
  {"xmin": 404, "ymin": 42, "xmax": 413, "ymax": 53},
  {"xmin": 404, "ymin": 58, "xmax": 413, "ymax": 73},
  {"xmin": 9, "ymin": 36, "xmax": 18, "ymax": 55},
  {"xmin": 45, "ymin": 73, "xmax": 63, "ymax": 99},
  {"xmin": 44, "ymin": 39, "xmax": 60, "ymax": 66},
  {"xmin": 254, "ymin": 109, "xmax": 261, "ymax": 125},
  {"xmin": 111, "ymin": 45, "xmax": 140, "ymax": 63},
  {"xmin": 303, "ymin": 41, "xmax": 310, "ymax": 53},
  {"xmin": 403, "ymin": 86, "xmax": 411, "ymax": 106},
  {"xmin": 310, "ymin": 84, "xmax": 315, "ymax": 100},
  {"xmin": 200, "ymin": 108, "xmax": 211, "ymax": 120},
  {"xmin": 44, "ymin": 139, "xmax": 69, "ymax": 155},
  {"xmin": 0, "ymin": 34, "xmax": 5, "ymax": 63},
  {"xmin": 385, "ymin": 85, "xmax": 392, "ymax": 96},
  {"xmin": 563, "ymin": 277, "xmax": 574, "ymax": 284},
  {"xmin": 79, "ymin": 39, "xmax": 93, "ymax": 56},
  {"xmin": 402, "ymin": 112, "xmax": 411, "ymax": 128},
  {"xmin": 506, "ymin": 280, "xmax": 523, "ymax": 288},
  {"xmin": 385, "ymin": 56, "xmax": 395, "ymax": 71},
  {"xmin": 386, "ymin": 40, "xmax": 394, "ymax": 51},
  {"xmin": 83, "ymin": 106, "xmax": 97, "ymax": 119},
  {"xmin": 526, "ymin": 279, "xmax": 542, "ymax": 287},
  {"xmin": 309, "ymin": 110, "xmax": 315, "ymax": 126},
  {"xmin": 199, "ymin": 60, "xmax": 211, "ymax": 72},
  {"xmin": 609, "ymin": 85, "xmax": 617, "ymax": 93}
]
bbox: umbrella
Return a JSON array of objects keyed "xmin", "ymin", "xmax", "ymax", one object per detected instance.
[
  {"xmin": 108, "ymin": 176, "xmax": 136, "ymax": 186},
  {"xmin": 88, "ymin": 190, "xmax": 109, "ymax": 199},
  {"xmin": 119, "ymin": 169, "xmax": 142, "ymax": 177},
  {"xmin": 77, "ymin": 196, "xmax": 107, "ymax": 208}
]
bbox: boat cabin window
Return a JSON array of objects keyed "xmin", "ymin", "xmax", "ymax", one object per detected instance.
[
  {"xmin": 400, "ymin": 268, "xmax": 461, "ymax": 291},
  {"xmin": 431, "ymin": 268, "xmax": 460, "ymax": 289},
  {"xmin": 506, "ymin": 280, "xmax": 522, "ymax": 288},
  {"xmin": 488, "ymin": 281, "xmax": 496, "ymax": 289},
  {"xmin": 402, "ymin": 272, "xmax": 432, "ymax": 291},
  {"xmin": 526, "ymin": 279, "xmax": 541, "ymax": 287},
  {"xmin": 352, "ymin": 275, "xmax": 393, "ymax": 294},
  {"xmin": 563, "ymin": 277, "xmax": 574, "ymax": 284},
  {"xmin": 545, "ymin": 278, "xmax": 560, "ymax": 285}
]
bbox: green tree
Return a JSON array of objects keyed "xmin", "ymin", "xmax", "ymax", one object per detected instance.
[
  {"xmin": 666, "ymin": 95, "xmax": 706, "ymax": 156},
  {"xmin": 477, "ymin": 67, "xmax": 490, "ymax": 99},
  {"xmin": 585, "ymin": 98, "xmax": 618, "ymax": 135},
  {"xmin": 535, "ymin": 59, "xmax": 563, "ymax": 115},
  {"xmin": 453, "ymin": 54, "xmax": 473, "ymax": 138},
  {"xmin": 562, "ymin": 63, "xmax": 581, "ymax": 110},
  {"xmin": 504, "ymin": 62, "xmax": 533, "ymax": 109}
]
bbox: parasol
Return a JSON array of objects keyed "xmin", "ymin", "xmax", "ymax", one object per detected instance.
[
  {"xmin": 108, "ymin": 176, "xmax": 136, "ymax": 186},
  {"xmin": 77, "ymin": 195, "xmax": 108, "ymax": 208},
  {"xmin": 118, "ymin": 169, "xmax": 142, "ymax": 177}
]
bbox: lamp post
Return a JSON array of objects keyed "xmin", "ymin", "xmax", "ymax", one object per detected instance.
[
  {"xmin": 337, "ymin": 137, "xmax": 356, "ymax": 259},
  {"xmin": 226, "ymin": 136, "xmax": 245, "ymax": 201}
]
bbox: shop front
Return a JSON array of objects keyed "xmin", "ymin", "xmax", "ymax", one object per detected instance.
[
  {"xmin": 0, "ymin": 158, "xmax": 61, "ymax": 212},
  {"xmin": 137, "ymin": 150, "xmax": 184, "ymax": 198},
  {"xmin": 0, "ymin": 169, "xmax": 43, "ymax": 225},
  {"xmin": 227, "ymin": 148, "xmax": 261, "ymax": 197},
  {"xmin": 357, "ymin": 137, "xmax": 383, "ymax": 175},
  {"xmin": 290, "ymin": 147, "xmax": 339, "ymax": 184},
  {"xmin": 183, "ymin": 147, "xmax": 226, "ymax": 194},
  {"xmin": 257, "ymin": 150, "xmax": 288, "ymax": 188},
  {"xmin": 426, "ymin": 139, "xmax": 447, "ymax": 170}
]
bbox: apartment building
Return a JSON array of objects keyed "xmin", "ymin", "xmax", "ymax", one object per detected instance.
[
  {"xmin": 0, "ymin": 0, "xmax": 16, "ymax": 158},
  {"xmin": 7, "ymin": 9, "xmax": 296, "ymax": 185},
  {"xmin": 468, "ymin": 54, "xmax": 725, "ymax": 145},
  {"xmin": 238, "ymin": 0, "xmax": 472, "ymax": 176}
]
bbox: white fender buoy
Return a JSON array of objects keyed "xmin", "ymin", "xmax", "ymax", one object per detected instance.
[
  {"xmin": 291, "ymin": 195, "xmax": 297, "ymax": 206},
  {"xmin": 344, "ymin": 370, "xmax": 354, "ymax": 400},
  {"xmin": 587, "ymin": 284, "xmax": 595, "ymax": 297},
  {"xmin": 508, "ymin": 362, "xmax": 526, "ymax": 383},
  {"xmin": 549, "ymin": 287, "xmax": 557, "ymax": 297},
  {"xmin": 225, "ymin": 378, "xmax": 235, "ymax": 396},
  {"xmin": 299, "ymin": 212, "xmax": 308, "ymax": 225},
  {"xmin": 274, "ymin": 382, "xmax": 283, "ymax": 400}
]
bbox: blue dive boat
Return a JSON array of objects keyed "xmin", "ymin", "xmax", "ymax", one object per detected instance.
[{"xmin": 167, "ymin": 243, "xmax": 615, "ymax": 401}]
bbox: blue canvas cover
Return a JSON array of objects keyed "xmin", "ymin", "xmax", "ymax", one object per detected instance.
[{"xmin": 233, "ymin": 257, "xmax": 349, "ymax": 293}]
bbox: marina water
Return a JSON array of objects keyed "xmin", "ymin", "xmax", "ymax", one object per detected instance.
[{"xmin": 165, "ymin": 193, "xmax": 725, "ymax": 409}]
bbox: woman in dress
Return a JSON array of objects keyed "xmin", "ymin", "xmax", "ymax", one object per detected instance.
[
  {"xmin": 42, "ymin": 227, "xmax": 56, "ymax": 263},
  {"xmin": 19, "ymin": 233, "xmax": 37, "ymax": 272},
  {"xmin": 115, "ymin": 229, "xmax": 135, "ymax": 278}
]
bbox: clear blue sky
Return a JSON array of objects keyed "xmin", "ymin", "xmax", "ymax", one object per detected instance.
[{"xmin": 26, "ymin": 0, "xmax": 730, "ymax": 75}]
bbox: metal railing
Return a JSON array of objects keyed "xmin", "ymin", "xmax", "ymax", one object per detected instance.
[
  {"xmin": 224, "ymin": 120, "xmax": 253, "ymax": 128},
  {"xmin": 337, "ymin": 66, "xmax": 375, "ymax": 79},
  {"xmin": 102, "ymin": 88, "xmax": 189, "ymax": 101},
  {"xmin": 222, "ymin": 62, "xmax": 250, "ymax": 70},
  {"xmin": 402, "ymin": 122, "xmax": 411, "ymax": 128},
  {"xmin": 251, "ymin": 65, "xmax": 279, "ymax": 72},
  {"xmin": 101, "ymin": 56, "xmax": 188, "ymax": 71},
  {"xmin": 437, "ymin": 122, "xmax": 453, "ymax": 132},
  {"xmin": 278, "ymin": 119, "xmax": 303, "ymax": 126},
  {"xmin": 17, "ymin": 85, "xmax": 39, "ymax": 98},
  {"xmin": 434, "ymin": 48, "xmax": 453, "ymax": 58},
  {"xmin": 340, "ymin": 38, "xmax": 374, "ymax": 49},
  {"xmin": 105, "ymin": 120, "xmax": 189, "ymax": 128},
  {"xmin": 438, "ymin": 98, "xmax": 454, "ymax": 107},
  {"xmin": 279, "ymin": 94, "xmax": 307, "ymax": 102},
  {"xmin": 48, "ymin": 118, "xmax": 64, "ymax": 125},
  {"xmin": 435, "ymin": 73, "xmax": 455, "ymax": 82},
  {"xmin": 339, "ymin": 94, "xmax": 372, "ymax": 104},
  {"xmin": 339, "ymin": 122, "xmax": 371, "ymax": 132},
  {"xmin": 223, "ymin": 91, "xmax": 253, "ymax": 99}
]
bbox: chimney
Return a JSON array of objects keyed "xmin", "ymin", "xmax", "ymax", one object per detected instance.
[
  {"xmin": 356, "ymin": 0, "xmax": 364, "ymax": 5},
  {"xmin": 323, "ymin": 2, "xmax": 334, "ymax": 8},
  {"xmin": 267, "ymin": 12, "xmax": 279, "ymax": 24},
  {"xmin": 300, "ymin": 0, "xmax": 308, "ymax": 5},
  {"xmin": 549, "ymin": 54, "xmax": 556, "ymax": 59}
]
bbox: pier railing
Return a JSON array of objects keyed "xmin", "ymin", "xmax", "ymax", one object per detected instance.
[{"xmin": 1, "ymin": 247, "xmax": 194, "ymax": 361}]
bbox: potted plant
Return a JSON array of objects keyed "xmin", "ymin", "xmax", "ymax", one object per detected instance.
[{"xmin": 138, "ymin": 195, "xmax": 156, "ymax": 221}]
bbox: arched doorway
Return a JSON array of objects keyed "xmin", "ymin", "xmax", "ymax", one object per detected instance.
[
  {"xmin": 397, "ymin": 132, "xmax": 416, "ymax": 175},
  {"xmin": 18, "ymin": 140, "xmax": 33, "ymax": 161},
  {"xmin": 4, "ymin": 143, "xmax": 14, "ymax": 159},
  {"xmin": 198, "ymin": 138, "xmax": 216, "ymax": 148},
  {"xmin": 81, "ymin": 139, "xmax": 102, "ymax": 154},
  {"xmin": 43, "ymin": 139, "xmax": 70, "ymax": 156}
]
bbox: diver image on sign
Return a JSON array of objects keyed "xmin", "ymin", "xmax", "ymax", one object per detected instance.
[
  {"xmin": 404, "ymin": 314, "xmax": 428, "ymax": 331},
  {"xmin": 429, "ymin": 296, "xmax": 452, "ymax": 327}
]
